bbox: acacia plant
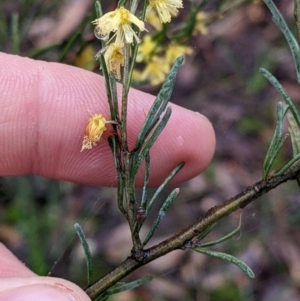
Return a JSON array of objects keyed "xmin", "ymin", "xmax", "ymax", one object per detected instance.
[{"xmin": 64, "ymin": 0, "xmax": 300, "ymax": 300}]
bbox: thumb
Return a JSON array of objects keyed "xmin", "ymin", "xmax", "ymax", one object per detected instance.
[{"xmin": 0, "ymin": 244, "xmax": 90, "ymax": 301}]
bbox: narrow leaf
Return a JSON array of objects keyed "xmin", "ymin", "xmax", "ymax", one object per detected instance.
[
  {"xmin": 194, "ymin": 248, "xmax": 255, "ymax": 279},
  {"xmin": 94, "ymin": 294, "xmax": 109, "ymax": 301},
  {"xmin": 118, "ymin": 0, "xmax": 128, "ymax": 8},
  {"xmin": 74, "ymin": 223, "xmax": 93, "ymax": 285},
  {"xmin": 134, "ymin": 162, "xmax": 184, "ymax": 236},
  {"xmin": 95, "ymin": 1, "xmax": 103, "ymax": 18},
  {"xmin": 287, "ymin": 111, "xmax": 300, "ymax": 187},
  {"xmin": 135, "ymin": 56, "xmax": 184, "ymax": 149},
  {"xmin": 141, "ymin": 152, "xmax": 150, "ymax": 209},
  {"xmin": 264, "ymin": 134, "xmax": 289, "ymax": 178},
  {"xmin": 263, "ymin": 102, "xmax": 285, "ymax": 178},
  {"xmin": 105, "ymin": 276, "xmax": 153, "ymax": 295},
  {"xmin": 259, "ymin": 68, "xmax": 300, "ymax": 126},
  {"xmin": 196, "ymin": 223, "xmax": 217, "ymax": 242},
  {"xmin": 131, "ymin": 107, "xmax": 172, "ymax": 179},
  {"xmin": 263, "ymin": 0, "xmax": 300, "ymax": 83},
  {"xmin": 201, "ymin": 218, "xmax": 242, "ymax": 248},
  {"xmin": 288, "ymin": 111, "xmax": 300, "ymax": 156},
  {"xmin": 147, "ymin": 162, "xmax": 184, "ymax": 213},
  {"xmin": 143, "ymin": 188, "xmax": 180, "ymax": 246},
  {"xmin": 276, "ymin": 152, "xmax": 300, "ymax": 175}
]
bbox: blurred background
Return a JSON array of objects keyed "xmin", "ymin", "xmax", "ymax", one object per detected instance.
[{"xmin": 1, "ymin": 0, "xmax": 300, "ymax": 300}]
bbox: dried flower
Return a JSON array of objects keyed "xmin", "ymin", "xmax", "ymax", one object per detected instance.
[
  {"xmin": 146, "ymin": 0, "xmax": 183, "ymax": 24},
  {"xmin": 81, "ymin": 114, "xmax": 107, "ymax": 151},
  {"xmin": 97, "ymin": 42, "xmax": 125, "ymax": 79},
  {"xmin": 92, "ymin": 7, "xmax": 146, "ymax": 44}
]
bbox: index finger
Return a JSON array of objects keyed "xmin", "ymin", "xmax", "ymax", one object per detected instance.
[{"xmin": 0, "ymin": 52, "xmax": 215, "ymax": 187}]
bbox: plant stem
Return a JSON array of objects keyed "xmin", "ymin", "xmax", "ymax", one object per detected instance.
[
  {"xmin": 121, "ymin": 44, "xmax": 131, "ymax": 152},
  {"xmin": 85, "ymin": 159, "xmax": 300, "ymax": 299},
  {"xmin": 120, "ymin": 43, "xmax": 142, "ymax": 251}
]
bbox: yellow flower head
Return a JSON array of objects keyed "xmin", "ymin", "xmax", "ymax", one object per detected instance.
[
  {"xmin": 140, "ymin": 56, "xmax": 170, "ymax": 85},
  {"xmin": 165, "ymin": 43, "xmax": 193, "ymax": 65},
  {"xmin": 81, "ymin": 114, "xmax": 107, "ymax": 152},
  {"xmin": 92, "ymin": 7, "xmax": 146, "ymax": 44},
  {"xmin": 136, "ymin": 35, "xmax": 158, "ymax": 63},
  {"xmin": 97, "ymin": 42, "xmax": 125, "ymax": 80},
  {"xmin": 146, "ymin": 0, "xmax": 183, "ymax": 24},
  {"xmin": 193, "ymin": 12, "xmax": 209, "ymax": 35}
]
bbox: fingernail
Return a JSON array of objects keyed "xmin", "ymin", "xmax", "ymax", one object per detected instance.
[{"xmin": 0, "ymin": 284, "xmax": 80, "ymax": 301}]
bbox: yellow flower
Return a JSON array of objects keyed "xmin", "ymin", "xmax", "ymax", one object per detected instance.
[
  {"xmin": 146, "ymin": 0, "xmax": 183, "ymax": 23},
  {"xmin": 74, "ymin": 45, "xmax": 96, "ymax": 71},
  {"xmin": 193, "ymin": 12, "xmax": 209, "ymax": 35},
  {"xmin": 140, "ymin": 56, "xmax": 170, "ymax": 85},
  {"xmin": 92, "ymin": 7, "xmax": 146, "ymax": 44},
  {"xmin": 97, "ymin": 42, "xmax": 125, "ymax": 80},
  {"xmin": 136, "ymin": 35, "xmax": 158, "ymax": 62},
  {"xmin": 81, "ymin": 114, "xmax": 107, "ymax": 152},
  {"xmin": 165, "ymin": 43, "xmax": 193, "ymax": 65}
]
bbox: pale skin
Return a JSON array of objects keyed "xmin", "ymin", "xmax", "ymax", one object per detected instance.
[{"xmin": 0, "ymin": 52, "xmax": 215, "ymax": 301}]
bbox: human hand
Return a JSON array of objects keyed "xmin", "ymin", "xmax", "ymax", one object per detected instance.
[
  {"xmin": 0, "ymin": 52, "xmax": 215, "ymax": 300},
  {"xmin": 0, "ymin": 243, "xmax": 90, "ymax": 301}
]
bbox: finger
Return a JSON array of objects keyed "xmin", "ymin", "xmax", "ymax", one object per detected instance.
[
  {"xmin": 0, "ymin": 243, "xmax": 35, "ymax": 277},
  {"xmin": 0, "ymin": 278, "xmax": 90, "ymax": 301},
  {"xmin": 0, "ymin": 52, "xmax": 215, "ymax": 186},
  {"xmin": 0, "ymin": 244, "xmax": 90, "ymax": 301}
]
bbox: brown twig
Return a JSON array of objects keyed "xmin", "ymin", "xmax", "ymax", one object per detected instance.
[{"xmin": 85, "ymin": 160, "xmax": 300, "ymax": 299}]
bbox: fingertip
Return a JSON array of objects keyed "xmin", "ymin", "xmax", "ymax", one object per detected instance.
[
  {"xmin": 145, "ymin": 106, "xmax": 216, "ymax": 186},
  {"xmin": 0, "ymin": 277, "xmax": 90, "ymax": 301},
  {"xmin": 183, "ymin": 111, "xmax": 216, "ymax": 173},
  {"xmin": 0, "ymin": 243, "xmax": 35, "ymax": 278}
]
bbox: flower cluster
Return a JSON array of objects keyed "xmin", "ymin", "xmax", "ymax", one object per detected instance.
[
  {"xmin": 91, "ymin": 1, "xmax": 184, "ymax": 80},
  {"xmin": 82, "ymin": 1, "xmax": 186, "ymax": 150},
  {"xmin": 133, "ymin": 35, "xmax": 192, "ymax": 85},
  {"xmin": 92, "ymin": 6, "xmax": 146, "ymax": 80}
]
